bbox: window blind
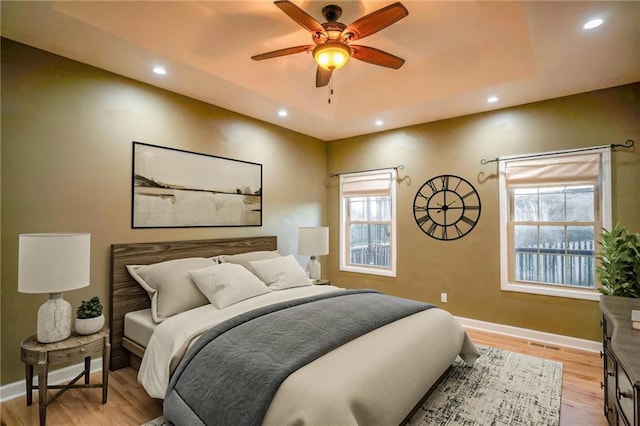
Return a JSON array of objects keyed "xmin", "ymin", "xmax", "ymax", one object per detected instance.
[
  {"xmin": 340, "ymin": 170, "xmax": 393, "ymax": 197},
  {"xmin": 504, "ymin": 152, "xmax": 602, "ymax": 186}
]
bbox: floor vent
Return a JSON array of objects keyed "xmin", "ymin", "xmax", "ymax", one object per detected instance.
[{"xmin": 530, "ymin": 342, "xmax": 561, "ymax": 351}]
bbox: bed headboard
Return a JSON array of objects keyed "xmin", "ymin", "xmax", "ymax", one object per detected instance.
[{"xmin": 109, "ymin": 236, "xmax": 277, "ymax": 370}]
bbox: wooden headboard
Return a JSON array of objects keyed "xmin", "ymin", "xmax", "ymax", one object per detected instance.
[{"xmin": 109, "ymin": 236, "xmax": 277, "ymax": 370}]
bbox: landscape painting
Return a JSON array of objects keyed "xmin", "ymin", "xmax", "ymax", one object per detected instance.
[{"xmin": 132, "ymin": 142, "xmax": 262, "ymax": 228}]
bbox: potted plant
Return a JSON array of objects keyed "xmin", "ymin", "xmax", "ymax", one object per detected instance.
[
  {"xmin": 596, "ymin": 222, "xmax": 640, "ymax": 298},
  {"xmin": 74, "ymin": 296, "xmax": 105, "ymax": 335}
]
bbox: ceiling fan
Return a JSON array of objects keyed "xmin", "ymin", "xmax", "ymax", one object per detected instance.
[{"xmin": 251, "ymin": 1, "xmax": 409, "ymax": 87}]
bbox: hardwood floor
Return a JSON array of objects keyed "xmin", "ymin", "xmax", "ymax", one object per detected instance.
[
  {"xmin": 1, "ymin": 329, "xmax": 606, "ymax": 425},
  {"xmin": 0, "ymin": 367, "xmax": 162, "ymax": 426},
  {"xmin": 465, "ymin": 329, "xmax": 607, "ymax": 426}
]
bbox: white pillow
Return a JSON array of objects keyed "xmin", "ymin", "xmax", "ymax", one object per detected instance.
[
  {"xmin": 189, "ymin": 263, "xmax": 271, "ymax": 309},
  {"xmin": 249, "ymin": 254, "xmax": 313, "ymax": 290},
  {"xmin": 126, "ymin": 257, "xmax": 214, "ymax": 323},
  {"xmin": 219, "ymin": 251, "xmax": 281, "ymax": 274}
]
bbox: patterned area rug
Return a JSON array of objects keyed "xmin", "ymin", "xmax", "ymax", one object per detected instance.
[
  {"xmin": 143, "ymin": 345, "xmax": 562, "ymax": 426},
  {"xmin": 143, "ymin": 416, "xmax": 167, "ymax": 426},
  {"xmin": 408, "ymin": 345, "xmax": 563, "ymax": 425}
]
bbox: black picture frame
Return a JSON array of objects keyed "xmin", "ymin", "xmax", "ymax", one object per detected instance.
[{"xmin": 132, "ymin": 142, "xmax": 262, "ymax": 228}]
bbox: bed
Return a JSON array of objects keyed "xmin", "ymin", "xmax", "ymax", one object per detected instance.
[{"xmin": 110, "ymin": 236, "xmax": 479, "ymax": 425}]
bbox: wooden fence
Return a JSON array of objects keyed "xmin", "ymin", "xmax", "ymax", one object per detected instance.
[
  {"xmin": 350, "ymin": 245, "xmax": 390, "ymax": 267},
  {"xmin": 350, "ymin": 240, "xmax": 595, "ymax": 288},
  {"xmin": 515, "ymin": 240, "xmax": 595, "ymax": 287}
]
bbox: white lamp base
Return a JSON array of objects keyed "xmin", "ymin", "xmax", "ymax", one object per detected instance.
[
  {"xmin": 37, "ymin": 292, "xmax": 72, "ymax": 343},
  {"xmin": 305, "ymin": 256, "xmax": 322, "ymax": 281}
]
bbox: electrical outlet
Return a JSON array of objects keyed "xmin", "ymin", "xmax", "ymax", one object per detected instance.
[{"xmin": 440, "ymin": 293, "xmax": 447, "ymax": 303}]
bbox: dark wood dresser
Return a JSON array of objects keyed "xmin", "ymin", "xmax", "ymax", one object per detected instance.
[{"xmin": 600, "ymin": 296, "xmax": 640, "ymax": 426}]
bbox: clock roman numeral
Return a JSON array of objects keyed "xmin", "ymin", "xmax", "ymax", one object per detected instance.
[
  {"xmin": 426, "ymin": 180, "xmax": 438, "ymax": 193},
  {"xmin": 425, "ymin": 221, "xmax": 438, "ymax": 236},
  {"xmin": 461, "ymin": 190, "xmax": 476, "ymax": 200},
  {"xmin": 454, "ymin": 224, "xmax": 464, "ymax": 237},
  {"xmin": 460, "ymin": 215, "xmax": 476, "ymax": 226},
  {"xmin": 416, "ymin": 192, "xmax": 431, "ymax": 202},
  {"xmin": 416, "ymin": 214, "xmax": 431, "ymax": 226},
  {"xmin": 439, "ymin": 175, "xmax": 449, "ymax": 190},
  {"xmin": 453, "ymin": 178, "xmax": 462, "ymax": 192}
]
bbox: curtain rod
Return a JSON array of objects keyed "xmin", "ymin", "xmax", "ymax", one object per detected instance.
[
  {"xmin": 328, "ymin": 165, "xmax": 404, "ymax": 178},
  {"xmin": 480, "ymin": 139, "xmax": 635, "ymax": 165}
]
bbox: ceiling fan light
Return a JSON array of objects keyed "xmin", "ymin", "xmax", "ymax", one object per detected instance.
[{"xmin": 313, "ymin": 42, "xmax": 351, "ymax": 71}]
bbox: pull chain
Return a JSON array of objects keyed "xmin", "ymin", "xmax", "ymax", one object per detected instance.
[{"xmin": 328, "ymin": 77, "xmax": 334, "ymax": 104}]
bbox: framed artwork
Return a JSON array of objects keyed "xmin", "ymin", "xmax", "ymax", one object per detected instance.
[{"xmin": 132, "ymin": 142, "xmax": 262, "ymax": 228}]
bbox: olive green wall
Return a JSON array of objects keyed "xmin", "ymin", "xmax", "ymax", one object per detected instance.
[
  {"xmin": 2, "ymin": 37, "xmax": 638, "ymax": 388},
  {"xmin": 1, "ymin": 39, "xmax": 328, "ymax": 385},
  {"xmin": 327, "ymin": 83, "xmax": 640, "ymax": 343}
]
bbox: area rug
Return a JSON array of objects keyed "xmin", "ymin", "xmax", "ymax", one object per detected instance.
[
  {"xmin": 142, "ymin": 416, "xmax": 167, "ymax": 426},
  {"xmin": 407, "ymin": 345, "xmax": 563, "ymax": 425},
  {"xmin": 143, "ymin": 345, "xmax": 562, "ymax": 426}
]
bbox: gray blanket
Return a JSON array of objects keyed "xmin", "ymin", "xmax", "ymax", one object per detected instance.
[{"xmin": 163, "ymin": 289, "xmax": 434, "ymax": 426}]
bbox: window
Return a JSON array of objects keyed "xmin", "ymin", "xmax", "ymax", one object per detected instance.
[
  {"xmin": 499, "ymin": 148, "xmax": 611, "ymax": 300},
  {"xmin": 340, "ymin": 169, "xmax": 396, "ymax": 277}
]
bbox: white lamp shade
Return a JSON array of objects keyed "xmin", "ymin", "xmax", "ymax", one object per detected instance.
[
  {"xmin": 18, "ymin": 233, "xmax": 91, "ymax": 293},
  {"xmin": 298, "ymin": 227, "xmax": 329, "ymax": 256}
]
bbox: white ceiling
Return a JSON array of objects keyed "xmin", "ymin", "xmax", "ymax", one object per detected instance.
[{"xmin": 2, "ymin": 1, "xmax": 639, "ymax": 141}]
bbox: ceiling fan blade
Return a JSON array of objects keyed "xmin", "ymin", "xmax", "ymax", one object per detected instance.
[
  {"xmin": 275, "ymin": 0, "xmax": 327, "ymax": 36},
  {"xmin": 342, "ymin": 2, "xmax": 408, "ymax": 41},
  {"xmin": 351, "ymin": 45, "xmax": 405, "ymax": 69},
  {"xmin": 251, "ymin": 45, "xmax": 314, "ymax": 61},
  {"xmin": 316, "ymin": 66, "xmax": 332, "ymax": 87}
]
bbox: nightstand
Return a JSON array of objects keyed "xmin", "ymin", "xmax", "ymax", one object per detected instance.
[{"xmin": 21, "ymin": 329, "xmax": 110, "ymax": 426}]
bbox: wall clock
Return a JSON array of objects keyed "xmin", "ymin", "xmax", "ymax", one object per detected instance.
[{"xmin": 413, "ymin": 174, "xmax": 481, "ymax": 241}]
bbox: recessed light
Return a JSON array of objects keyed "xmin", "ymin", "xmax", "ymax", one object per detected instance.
[
  {"xmin": 583, "ymin": 18, "xmax": 603, "ymax": 30},
  {"xmin": 153, "ymin": 66, "xmax": 167, "ymax": 75},
  {"xmin": 375, "ymin": 120, "xmax": 384, "ymax": 126},
  {"xmin": 486, "ymin": 96, "xmax": 499, "ymax": 103},
  {"xmin": 278, "ymin": 110, "xmax": 288, "ymax": 117}
]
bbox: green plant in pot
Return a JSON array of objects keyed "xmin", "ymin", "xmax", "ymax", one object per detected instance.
[
  {"xmin": 75, "ymin": 296, "xmax": 105, "ymax": 335},
  {"xmin": 596, "ymin": 222, "xmax": 640, "ymax": 298}
]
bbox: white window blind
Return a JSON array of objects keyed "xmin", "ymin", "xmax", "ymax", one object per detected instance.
[
  {"xmin": 341, "ymin": 171, "xmax": 393, "ymax": 197},
  {"xmin": 504, "ymin": 152, "xmax": 600, "ymax": 186}
]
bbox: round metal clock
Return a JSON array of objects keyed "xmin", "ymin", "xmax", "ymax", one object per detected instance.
[{"xmin": 413, "ymin": 174, "xmax": 481, "ymax": 241}]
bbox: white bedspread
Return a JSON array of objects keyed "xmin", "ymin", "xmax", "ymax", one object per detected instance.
[
  {"xmin": 139, "ymin": 285, "xmax": 342, "ymax": 398},
  {"xmin": 264, "ymin": 307, "xmax": 478, "ymax": 426},
  {"xmin": 139, "ymin": 285, "xmax": 479, "ymax": 425}
]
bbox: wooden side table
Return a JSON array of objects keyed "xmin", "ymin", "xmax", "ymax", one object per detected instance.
[{"xmin": 21, "ymin": 329, "xmax": 110, "ymax": 426}]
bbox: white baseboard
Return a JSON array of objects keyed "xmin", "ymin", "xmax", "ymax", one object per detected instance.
[
  {"xmin": 456, "ymin": 316, "xmax": 602, "ymax": 353},
  {"xmin": 0, "ymin": 357, "xmax": 103, "ymax": 403},
  {"xmin": 0, "ymin": 320, "xmax": 601, "ymax": 402}
]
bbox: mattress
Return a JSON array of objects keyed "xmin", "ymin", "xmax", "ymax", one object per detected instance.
[{"xmin": 124, "ymin": 308, "xmax": 157, "ymax": 348}]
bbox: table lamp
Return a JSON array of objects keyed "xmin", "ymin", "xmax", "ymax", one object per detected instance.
[
  {"xmin": 18, "ymin": 233, "xmax": 91, "ymax": 343},
  {"xmin": 298, "ymin": 227, "xmax": 329, "ymax": 282}
]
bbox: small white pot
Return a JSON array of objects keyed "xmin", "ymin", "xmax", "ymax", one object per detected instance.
[{"xmin": 74, "ymin": 314, "xmax": 105, "ymax": 335}]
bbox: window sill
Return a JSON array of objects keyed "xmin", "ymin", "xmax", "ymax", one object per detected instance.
[
  {"xmin": 501, "ymin": 282, "xmax": 600, "ymax": 301},
  {"xmin": 340, "ymin": 265, "xmax": 396, "ymax": 278}
]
